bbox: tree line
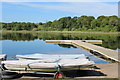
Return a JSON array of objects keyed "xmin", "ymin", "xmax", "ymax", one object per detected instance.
[{"xmin": 1, "ymin": 15, "xmax": 119, "ymax": 32}]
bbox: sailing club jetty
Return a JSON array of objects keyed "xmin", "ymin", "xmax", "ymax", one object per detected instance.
[{"xmin": 46, "ymin": 40, "xmax": 119, "ymax": 63}]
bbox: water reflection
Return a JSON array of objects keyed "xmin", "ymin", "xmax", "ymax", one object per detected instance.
[
  {"xmin": 2, "ymin": 40, "xmax": 108, "ymax": 63},
  {"xmin": 1, "ymin": 32, "xmax": 119, "ymax": 50}
]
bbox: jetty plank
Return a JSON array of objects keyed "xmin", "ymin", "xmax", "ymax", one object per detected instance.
[{"xmin": 72, "ymin": 40, "xmax": 118, "ymax": 62}]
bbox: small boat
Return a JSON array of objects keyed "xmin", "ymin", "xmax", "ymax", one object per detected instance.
[
  {"xmin": 1, "ymin": 58, "xmax": 94, "ymax": 72},
  {"xmin": 1, "ymin": 54, "xmax": 95, "ymax": 79},
  {"xmin": 16, "ymin": 53, "xmax": 86, "ymax": 60},
  {"xmin": 1, "ymin": 54, "xmax": 94, "ymax": 71}
]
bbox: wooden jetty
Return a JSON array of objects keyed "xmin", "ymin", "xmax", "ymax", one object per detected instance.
[
  {"xmin": 46, "ymin": 40, "xmax": 102, "ymax": 44},
  {"xmin": 46, "ymin": 40, "xmax": 119, "ymax": 62}
]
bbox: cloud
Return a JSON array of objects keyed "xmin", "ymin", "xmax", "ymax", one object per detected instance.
[
  {"xmin": 6, "ymin": 2, "xmax": 117, "ymax": 16},
  {"xmin": 1, "ymin": 0, "xmax": 120, "ymax": 2}
]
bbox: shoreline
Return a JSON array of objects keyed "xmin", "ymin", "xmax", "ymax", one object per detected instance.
[{"xmin": 1, "ymin": 30, "xmax": 119, "ymax": 34}]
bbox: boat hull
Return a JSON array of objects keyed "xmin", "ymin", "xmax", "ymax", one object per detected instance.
[
  {"xmin": 3, "ymin": 65, "xmax": 93, "ymax": 72},
  {"xmin": 1, "ymin": 59, "xmax": 94, "ymax": 72}
]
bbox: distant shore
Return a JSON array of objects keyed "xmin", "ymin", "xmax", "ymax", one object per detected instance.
[{"xmin": 2, "ymin": 30, "xmax": 119, "ymax": 34}]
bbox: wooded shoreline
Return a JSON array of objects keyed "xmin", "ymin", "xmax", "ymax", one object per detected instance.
[
  {"xmin": 1, "ymin": 15, "xmax": 119, "ymax": 32},
  {"xmin": 2, "ymin": 30, "xmax": 119, "ymax": 34}
]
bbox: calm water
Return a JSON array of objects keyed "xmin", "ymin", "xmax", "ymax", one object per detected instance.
[
  {"xmin": 2, "ymin": 40, "xmax": 108, "ymax": 63},
  {"xmin": 1, "ymin": 32, "xmax": 119, "ymax": 63}
]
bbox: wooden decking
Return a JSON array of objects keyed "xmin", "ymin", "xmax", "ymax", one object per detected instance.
[{"xmin": 46, "ymin": 40, "xmax": 119, "ymax": 62}]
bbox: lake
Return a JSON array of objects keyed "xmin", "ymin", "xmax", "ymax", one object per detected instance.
[{"xmin": 1, "ymin": 32, "xmax": 119, "ymax": 63}]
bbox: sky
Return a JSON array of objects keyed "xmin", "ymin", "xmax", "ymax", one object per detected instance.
[{"xmin": 1, "ymin": 0, "xmax": 119, "ymax": 23}]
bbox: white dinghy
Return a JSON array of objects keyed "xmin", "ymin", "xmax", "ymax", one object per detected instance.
[
  {"xmin": 16, "ymin": 53, "xmax": 86, "ymax": 60},
  {"xmin": 1, "ymin": 58, "xmax": 94, "ymax": 71},
  {"xmin": 1, "ymin": 54, "xmax": 95, "ymax": 79},
  {"xmin": 1, "ymin": 54, "xmax": 94, "ymax": 71}
]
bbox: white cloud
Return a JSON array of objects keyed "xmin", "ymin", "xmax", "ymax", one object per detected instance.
[
  {"xmin": 7, "ymin": 2, "xmax": 117, "ymax": 16},
  {"xmin": 1, "ymin": 0, "xmax": 120, "ymax": 2}
]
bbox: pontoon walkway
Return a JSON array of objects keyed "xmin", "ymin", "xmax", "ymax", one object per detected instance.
[{"xmin": 46, "ymin": 40, "xmax": 119, "ymax": 62}]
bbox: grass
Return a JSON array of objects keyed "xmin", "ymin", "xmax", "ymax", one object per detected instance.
[{"xmin": 2, "ymin": 30, "xmax": 119, "ymax": 35}]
